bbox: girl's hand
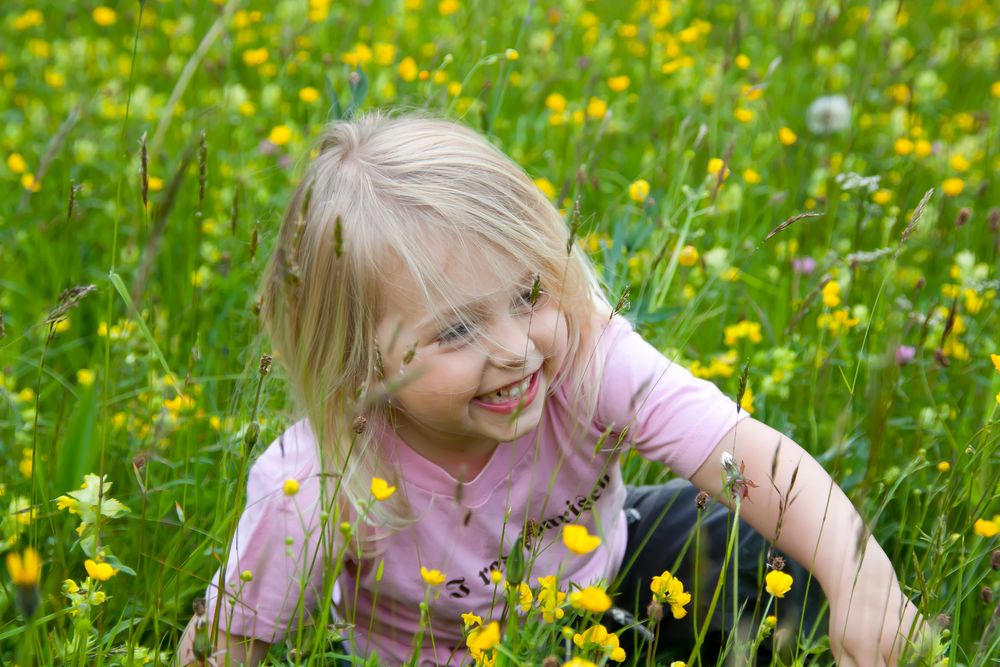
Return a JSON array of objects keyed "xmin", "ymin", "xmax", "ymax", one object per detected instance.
[{"xmin": 826, "ymin": 537, "xmax": 926, "ymax": 667}]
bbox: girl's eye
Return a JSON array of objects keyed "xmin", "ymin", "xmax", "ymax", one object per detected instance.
[
  {"xmin": 437, "ymin": 321, "xmax": 475, "ymax": 344},
  {"xmin": 515, "ymin": 285, "xmax": 544, "ymax": 310}
]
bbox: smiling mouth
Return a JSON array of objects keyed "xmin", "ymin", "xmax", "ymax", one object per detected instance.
[{"xmin": 475, "ymin": 369, "xmax": 541, "ymax": 411}]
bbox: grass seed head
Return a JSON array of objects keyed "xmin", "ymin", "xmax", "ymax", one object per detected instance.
[
  {"xmin": 259, "ymin": 354, "xmax": 273, "ymax": 376},
  {"xmin": 139, "ymin": 131, "xmax": 148, "ymax": 208},
  {"xmin": 46, "ymin": 284, "xmax": 97, "ymax": 324},
  {"xmin": 992, "ymin": 549, "xmax": 1000, "ymax": 570}
]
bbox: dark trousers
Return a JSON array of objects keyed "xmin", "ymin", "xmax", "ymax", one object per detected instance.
[{"xmin": 610, "ymin": 481, "xmax": 828, "ymax": 664}]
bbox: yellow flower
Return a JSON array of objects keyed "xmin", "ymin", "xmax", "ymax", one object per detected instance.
[
  {"xmin": 894, "ymin": 137, "xmax": 914, "ymax": 156},
  {"xmin": 608, "ymin": 75, "xmax": 630, "ymax": 92},
  {"xmin": 872, "ymin": 189, "xmax": 892, "ymax": 205},
  {"xmin": 822, "ymin": 280, "xmax": 841, "ymax": 308},
  {"xmin": 706, "ymin": 158, "xmax": 729, "ymax": 180},
  {"xmin": 240, "ymin": 569, "xmax": 254, "ymax": 582},
  {"xmin": 489, "ymin": 569, "xmax": 503, "ymax": 585},
  {"xmin": 283, "ymin": 479, "xmax": 299, "ymax": 495},
  {"xmin": 743, "ymin": 168, "xmax": 761, "ymax": 184},
  {"xmin": 914, "ymin": 139, "xmax": 932, "ymax": 158},
  {"xmin": 148, "ymin": 176, "xmax": 163, "ymax": 191},
  {"xmin": 77, "ymin": 369, "xmax": 95, "ymax": 387},
  {"xmin": 545, "ymin": 93, "xmax": 567, "ymax": 113},
  {"xmin": 936, "ymin": 461, "xmax": 950, "ymax": 473},
  {"xmin": 671, "ymin": 663, "xmax": 687, "ymax": 667},
  {"xmin": 7, "ymin": 153, "xmax": 27, "ymax": 174},
  {"xmin": 563, "ymin": 660, "xmax": 597, "ymax": 667},
  {"xmin": 242, "ymin": 48, "xmax": 268, "ymax": 67},
  {"xmin": 374, "ymin": 42, "xmax": 396, "ymax": 66},
  {"xmin": 370, "ymin": 477, "xmax": 396, "ymax": 501},
  {"xmin": 586, "ymin": 97, "xmax": 607, "ymax": 120},
  {"xmin": 6, "ymin": 548, "xmax": 42, "ymax": 586},
  {"xmin": 678, "ymin": 245, "xmax": 699, "ymax": 267},
  {"xmin": 268, "ymin": 125, "xmax": 293, "ymax": 146},
  {"xmin": 734, "ymin": 54, "xmax": 750, "ymax": 69},
  {"xmin": 628, "ymin": 179, "xmax": 650, "ymax": 203},
  {"xmin": 421, "ymin": 566, "xmax": 446, "ymax": 586},
  {"xmin": 569, "ymin": 585, "xmax": 612, "ymax": 613},
  {"xmin": 941, "ymin": 178, "xmax": 964, "ymax": 197},
  {"xmin": 504, "ymin": 48, "xmax": 519, "ymax": 61},
  {"xmin": 764, "ymin": 615, "xmax": 777, "ymax": 628},
  {"xmin": 56, "ymin": 495, "xmax": 79, "ymax": 513},
  {"xmin": 765, "ymin": 570, "xmax": 793, "ymax": 598},
  {"xmin": 734, "ymin": 107, "xmax": 754, "ymax": 123},
  {"xmin": 466, "ymin": 621, "xmax": 500, "ymax": 659},
  {"xmin": 537, "ymin": 575, "xmax": 566, "ymax": 622},
  {"xmin": 562, "ymin": 524, "xmax": 601, "ymax": 554},
  {"xmin": 510, "ymin": 580, "xmax": 532, "ymax": 611},
  {"xmin": 22, "ymin": 173, "xmax": 41, "ymax": 192},
  {"xmin": 949, "ymin": 154, "xmax": 969, "ymax": 172},
  {"xmin": 778, "ymin": 127, "xmax": 797, "ymax": 146},
  {"xmin": 398, "ymin": 56, "xmax": 418, "ymax": 82},
  {"xmin": 973, "ymin": 518, "xmax": 999, "ymax": 538},
  {"xmin": 534, "ymin": 178, "xmax": 556, "ymax": 199},
  {"xmin": 992, "ymin": 81, "xmax": 1000, "ymax": 98},
  {"xmin": 92, "ymin": 7, "xmax": 117, "ymax": 27},
  {"xmin": 439, "ymin": 0, "xmax": 460, "ymax": 16},
  {"xmin": 650, "ymin": 570, "xmax": 691, "ymax": 618},
  {"xmin": 85, "ymin": 559, "xmax": 117, "ymax": 582},
  {"xmin": 63, "ymin": 579, "xmax": 79, "ymax": 594},
  {"xmin": 740, "ymin": 385, "xmax": 755, "ymax": 414},
  {"xmin": 991, "ymin": 354, "xmax": 1000, "ymax": 372},
  {"xmin": 462, "ymin": 611, "xmax": 482, "ymax": 629},
  {"xmin": 299, "ymin": 86, "xmax": 320, "ymax": 103}
]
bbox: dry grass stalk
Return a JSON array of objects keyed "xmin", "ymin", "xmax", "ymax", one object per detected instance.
[
  {"xmin": 566, "ymin": 197, "xmax": 582, "ymax": 254},
  {"xmin": 895, "ymin": 187, "xmax": 934, "ymax": 259},
  {"xmin": 764, "ymin": 211, "xmax": 824, "ymax": 242},
  {"xmin": 66, "ymin": 182, "xmax": 82, "ymax": 226},
  {"xmin": 45, "ymin": 285, "xmax": 97, "ymax": 324},
  {"xmin": 230, "ymin": 181, "xmax": 241, "ymax": 236}
]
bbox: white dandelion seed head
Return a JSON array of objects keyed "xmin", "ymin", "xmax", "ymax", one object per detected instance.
[{"xmin": 806, "ymin": 94, "xmax": 851, "ymax": 135}]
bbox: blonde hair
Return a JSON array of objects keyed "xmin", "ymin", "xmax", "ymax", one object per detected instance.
[{"xmin": 260, "ymin": 110, "xmax": 609, "ymax": 530}]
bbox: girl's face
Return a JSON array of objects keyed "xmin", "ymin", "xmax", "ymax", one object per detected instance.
[{"xmin": 375, "ymin": 248, "xmax": 570, "ymax": 477}]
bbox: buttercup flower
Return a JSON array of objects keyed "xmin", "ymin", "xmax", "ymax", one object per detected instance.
[
  {"xmin": 765, "ymin": 570, "xmax": 793, "ymax": 598},
  {"xmin": 283, "ymin": 479, "xmax": 299, "ymax": 496},
  {"xmin": 370, "ymin": 477, "xmax": 396, "ymax": 501},
  {"xmin": 974, "ymin": 518, "xmax": 999, "ymax": 538},
  {"xmin": 562, "ymin": 524, "xmax": 601, "ymax": 554},
  {"xmin": 421, "ymin": 566, "xmax": 446, "ymax": 586},
  {"xmin": 537, "ymin": 575, "xmax": 566, "ymax": 622},
  {"xmin": 462, "ymin": 611, "xmax": 482, "ymax": 629},
  {"xmin": 628, "ymin": 179, "xmax": 650, "ymax": 203},
  {"xmin": 569, "ymin": 585, "xmax": 612, "ymax": 613}
]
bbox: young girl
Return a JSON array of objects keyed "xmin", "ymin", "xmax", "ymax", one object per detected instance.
[{"xmin": 177, "ymin": 112, "xmax": 922, "ymax": 665}]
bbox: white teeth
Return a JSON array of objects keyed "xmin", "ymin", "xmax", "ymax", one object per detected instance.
[{"xmin": 479, "ymin": 376, "xmax": 532, "ymax": 404}]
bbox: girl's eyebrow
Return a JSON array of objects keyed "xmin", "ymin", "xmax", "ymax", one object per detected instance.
[{"xmin": 416, "ymin": 272, "xmax": 536, "ymax": 333}]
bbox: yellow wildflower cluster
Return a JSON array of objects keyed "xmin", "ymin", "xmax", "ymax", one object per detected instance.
[
  {"xmin": 817, "ymin": 309, "xmax": 860, "ymax": 335},
  {"xmin": 537, "ymin": 575, "xmax": 566, "ymax": 622},
  {"xmin": 724, "ymin": 320, "xmax": 763, "ymax": 346},
  {"xmin": 573, "ymin": 624, "xmax": 627, "ymax": 662},
  {"xmin": 690, "ymin": 350, "xmax": 738, "ymax": 380}
]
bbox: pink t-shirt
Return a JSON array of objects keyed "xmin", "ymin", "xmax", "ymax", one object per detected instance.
[{"xmin": 204, "ymin": 315, "xmax": 748, "ymax": 664}]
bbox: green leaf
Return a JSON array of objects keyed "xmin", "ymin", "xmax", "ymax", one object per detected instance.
[
  {"xmin": 107, "ymin": 271, "xmax": 179, "ymax": 390},
  {"xmin": 55, "ymin": 384, "xmax": 98, "ymax": 495}
]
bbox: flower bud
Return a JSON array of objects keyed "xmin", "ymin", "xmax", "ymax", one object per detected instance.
[{"xmin": 243, "ymin": 421, "xmax": 260, "ymax": 448}]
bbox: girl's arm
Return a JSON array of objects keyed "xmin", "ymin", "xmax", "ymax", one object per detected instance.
[
  {"xmin": 688, "ymin": 416, "xmax": 924, "ymax": 666},
  {"xmin": 174, "ymin": 614, "xmax": 270, "ymax": 666}
]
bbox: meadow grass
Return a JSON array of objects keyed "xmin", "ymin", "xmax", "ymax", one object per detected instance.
[{"xmin": 1, "ymin": 0, "xmax": 998, "ymax": 665}]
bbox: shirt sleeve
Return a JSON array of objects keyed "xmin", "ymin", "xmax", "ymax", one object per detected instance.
[
  {"xmin": 203, "ymin": 422, "xmax": 337, "ymax": 643},
  {"xmin": 594, "ymin": 316, "xmax": 750, "ymax": 479}
]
